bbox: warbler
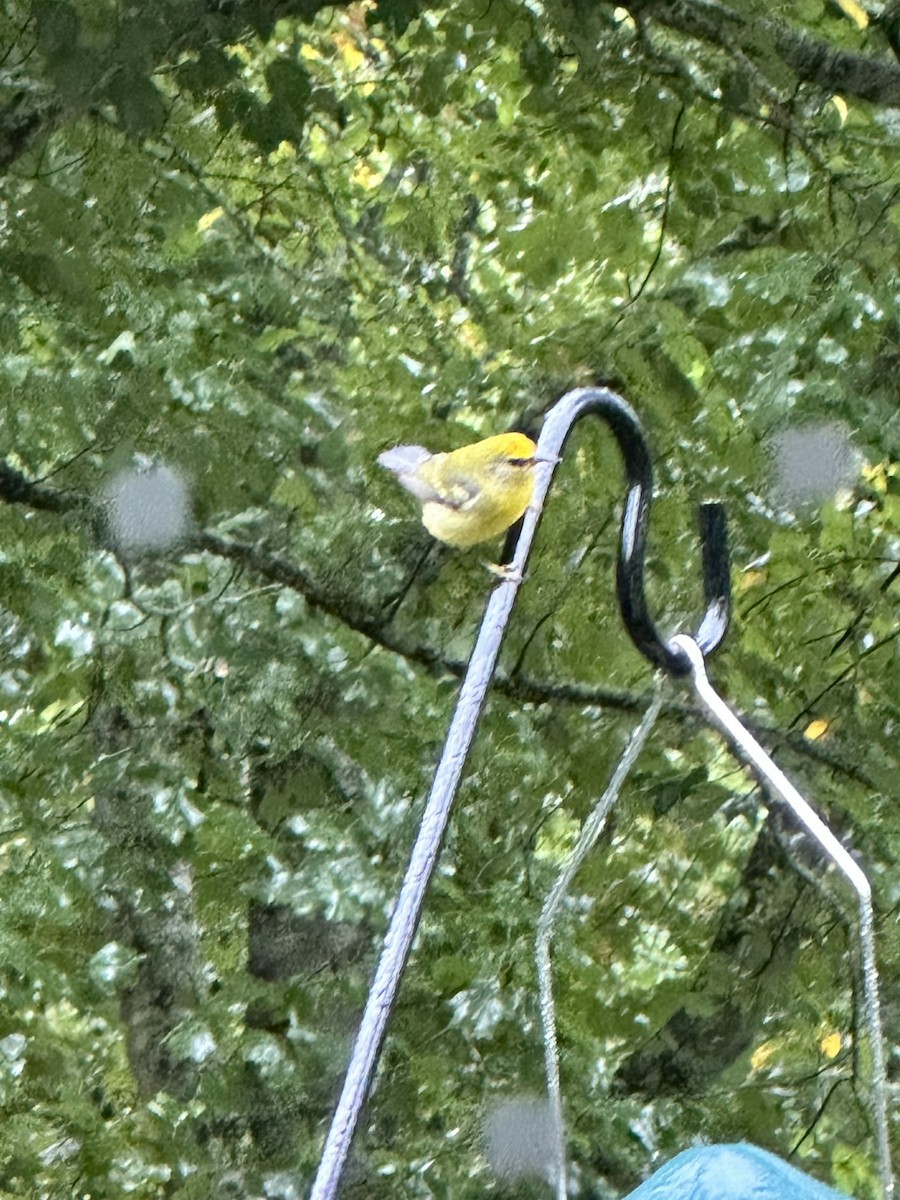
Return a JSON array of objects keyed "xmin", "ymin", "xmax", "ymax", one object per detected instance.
[{"xmin": 378, "ymin": 432, "xmax": 547, "ymax": 547}]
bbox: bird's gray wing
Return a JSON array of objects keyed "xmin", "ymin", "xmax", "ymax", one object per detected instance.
[{"xmin": 377, "ymin": 445, "xmax": 443, "ymax": 503}]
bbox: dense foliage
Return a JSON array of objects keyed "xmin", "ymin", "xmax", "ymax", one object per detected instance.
[{"xmin": 0, "ymin": 1, "xmax": 898, "ymax": 1197}]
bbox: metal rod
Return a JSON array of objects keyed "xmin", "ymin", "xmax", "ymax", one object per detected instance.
[{"xmin": 669, "ymin": 633, "xmax": 893, "ymax": 1200}]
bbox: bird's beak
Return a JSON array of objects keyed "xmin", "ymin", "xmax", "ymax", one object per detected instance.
[{"xmin": 533, "ymin": 451, "xmax": 562, "ymax": 465}]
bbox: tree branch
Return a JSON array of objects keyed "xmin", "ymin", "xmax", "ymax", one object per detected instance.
[
  {"xmin": 625, "ymin": 0, "xmax": 900, "ymax": 104},
  {"xmin": 0, "ymin": 458, "xmax": 881, "ymax": 791}
]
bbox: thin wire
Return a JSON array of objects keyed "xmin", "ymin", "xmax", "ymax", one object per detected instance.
[
  {"xmin": 536, "ymin": 680, "xmax": 666, "ymax": 1200},
  {"xmin": 669, "ymin": 634, "xmax": 893, "ymax": 1200}
]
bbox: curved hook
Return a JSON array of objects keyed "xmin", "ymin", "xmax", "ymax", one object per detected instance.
[
  {"xmin": 310, "ymin": 386, "xmax": 731, "ymax": 1200},
  {"xmin": 530, "ymin": 387, "xmax": 730, "ymax": 675}
]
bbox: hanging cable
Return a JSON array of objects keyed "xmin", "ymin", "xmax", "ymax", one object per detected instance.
[{"xmin": 537, "ymin": 678, "xmax": 667, "ymax": 1200}]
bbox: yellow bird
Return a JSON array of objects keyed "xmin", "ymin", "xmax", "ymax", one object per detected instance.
[{"xmin": 378, "ymin": 432, "xmax": 547, "ymax": 547}]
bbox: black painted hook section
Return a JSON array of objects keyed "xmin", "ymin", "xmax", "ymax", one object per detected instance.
[
  {"xmin": 694, "ymin": 501, "xmax": 731, "ymax": 655},
  {"xmin": 537, "ymin": 388, "xmax": 731, "ymax": 675},
  {"xmin": 613, "ymin": 425, "xmax": 729, "ymax": 674},
  {"xmin": 617, "ymin": 494, "xmax": 731, "ymax": 676}
]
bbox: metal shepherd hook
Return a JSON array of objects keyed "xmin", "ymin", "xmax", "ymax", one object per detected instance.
[{"xmin": 308, "ymin": 386, "xmax": 730, "ymax": 1200}]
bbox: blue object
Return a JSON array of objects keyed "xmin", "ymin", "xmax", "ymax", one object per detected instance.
[{"xmin": 625, "ymin": 1143, "xmax": 851, "ymax": 1199}]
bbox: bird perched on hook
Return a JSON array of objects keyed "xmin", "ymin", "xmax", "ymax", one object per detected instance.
[{"xmin": 377, "ymin": 432, "xmax": 550, "ymax": 548}]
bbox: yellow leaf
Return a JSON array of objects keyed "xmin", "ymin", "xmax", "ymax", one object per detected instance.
[
  {"xmin": 352, "ymin": 161, "xmax": 384, "ymax": 190},
  {"xmin": 833, "ymin": 0, "xmax": 868, "ymax": 28},
  {"xmin": 751, "ymin": 1041, "xmax": 775, "ymax": 1070},
  {"xmin": 862, "ymin": 461, "xmax": 888, "ymax": 493},
  {"xmin": 819, "ymin": 1031, "xmax": 843, "ymax": 1059},
  {"xmin": 39, "ymin": 697, "xmax": 85, "ymax": 726},
  {"xmin": 803, "ymin": 719, "xmax": 829, "ymax": 742},
  {"xmin": 333, "ymin": 31, "xmax": 365, "ymax": 71},
  {"xmin": 225, "ymin": 42, "xmax": 252, "ymax": 64},
  {"xmin": 737, "ymin": 569, "xmax": 766, "ymax": 592},
  {"xmin": 197, "ymin": 207, "xmax": 224, "ymax": 232},
  {"xmin": 832, "ymin": 96, "xmax": 849, "ymax": 125},
  {"xmin": 268, "ymin": 141, "xmax": 297, "ymax": 164}
]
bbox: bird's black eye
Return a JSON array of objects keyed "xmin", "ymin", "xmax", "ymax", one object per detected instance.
[{"xmin": 508, "ymin": 457, "xmax": 534, "ymax": 467}]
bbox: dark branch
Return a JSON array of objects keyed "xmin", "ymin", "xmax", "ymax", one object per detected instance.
[
  {"xmin": 0, "ymin": 458, "xmax": 882, "ymax": 793},
  {"xmin": 625, "ymin": 0, "xmax": 900, "ymax": 104},
  {"xmin": 0, "ymin": 459, "xmax": 88, "ymax": 514}
]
